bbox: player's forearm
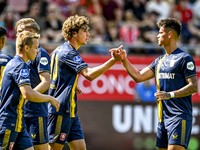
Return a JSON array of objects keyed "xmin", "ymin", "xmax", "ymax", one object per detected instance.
[
  {"xmin": 83, "ymin": 58, "xmax": 116, "ymax": 81},
  {"xmin": 121, "ymin": 58, "xmax": 142, "ymax": 83},
  {"xmin": 20, "ymin": 85, "xmax": 51, "ymax": 103},
  {"xmin": 33, "ymin": 81, "xmax": 50, "ymax": 94},
  {"xmin": 173, "ymin": 76, "xmax": 198, "ymax": 98},
  {"xmin": 24, "ymin": 89, "xmax": 52, "ymax": 103}
]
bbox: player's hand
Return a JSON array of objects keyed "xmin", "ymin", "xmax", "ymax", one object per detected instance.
[
  {"xmin": 154, "ymin": 91, "xmax": 171, "ymax": 101},
  {"xmin": 50, "ymin": 97, "xmax": 60, "ymax": 112},
  {"xmin": 109, "ymin": 45, "xmax": 127, "ymax": 62},
  {"xmin": 109, "ymin": 45, "xmax": 123, "ymax": 56},
  {"xmin": 76, "ymin": 85, "xmax": 82, "ymax": 95}
]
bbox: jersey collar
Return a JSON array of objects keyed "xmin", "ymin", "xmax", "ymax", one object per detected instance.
[
  {"xmin": 66, "ymin": 41, "xmax": 76, "ymax": 50},
  {"xmin": 15, "ymin": 55, "xmax": 25, "ymax": 62}
]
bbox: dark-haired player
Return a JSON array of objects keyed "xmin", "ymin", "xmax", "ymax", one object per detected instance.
[
  {"xmin": 111, "ymin": 18, "xmax": 198, "ymax": 150},
  {"xmin": 0, "ymin": 25, "xmax": 13, "ymax": 104}
]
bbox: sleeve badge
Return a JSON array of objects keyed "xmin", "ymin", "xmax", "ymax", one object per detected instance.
[
  {"xmin": 74, "ymin": 56, "xmax": 82, "ymax": 63},
  {"xmin": 20, "ymin": 69, "xmax": 29, "ymax": 77},
  {"xmin": 40, "ymin": 57, "xmax": 48, "ymax": 65},
  {"xmin": 187, "ymin": 61, "xmax": 194, "ymax": 70}
]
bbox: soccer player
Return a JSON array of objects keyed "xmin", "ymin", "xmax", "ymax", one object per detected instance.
[
  {"xmin": 112, "ymin": 18, "xmax": 198, "ymax": 150},
  {"xmin": 0, "ymin": 26, "xmax": 13, "ymax": 104},
  {"xmin": 0, "ymin": 31, "xmax": 60, "ymax": 150},
  {"xmin": 48, "ymin": 15, "xmax": 126, "ymax": 150},
  {"xmin": 15, "ymin": 18, "xmax": 51, "ymax": 150}
]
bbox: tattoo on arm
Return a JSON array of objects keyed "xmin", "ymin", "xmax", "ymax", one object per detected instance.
[{"xmin": 175, "ymin": 76, "xmax": 198, "ymax": 98}]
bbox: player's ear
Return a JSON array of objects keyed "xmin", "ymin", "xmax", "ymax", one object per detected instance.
[
  {"xmin": 168, "ymin": 31, "xmax": 172, "ymax": 38},
  {"xmin": 2, "ymin": 37, "xmax": 6, "ymax": 44},
  {"xmin": 73, "ymin": 31, "xmax": 77, "ymax": 38},
  {"xmin": 24, "ymin": 45, "xmax": 29, "ymax": 52}
]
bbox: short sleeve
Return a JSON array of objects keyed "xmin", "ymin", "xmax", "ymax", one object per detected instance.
[
  {"xmin": 62, "ymin": 50, "xmax": 88, "ymax": 74},
  {"xmin": 13, "ymin": 63, "xmax": 31, "ymax": 87},
  {"xmin": 180, "ymin": 54, "xmax": 197, "ymax": 79},
  {"xmin": 149, "ymin": 59, "xmax": 158, "ymax": 73},
  {"xmin": 35, "ymin": 49, "xmax": 50, "ymax": 73},
  {"xmin": 148, "ymin": 56, "xmax": 163, "ymax": 73}
]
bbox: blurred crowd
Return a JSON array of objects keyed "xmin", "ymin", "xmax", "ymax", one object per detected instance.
[{"xmin": 1, "ymin": 0, "xmax": 200, "ymax": 55}]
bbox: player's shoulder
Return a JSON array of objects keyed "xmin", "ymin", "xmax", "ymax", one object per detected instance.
[
  {"xmin": 176, "ymin": 48, "xmax": 193, "ymax": 59},
  {"xmin": 6, "ymin": 56, "xmax": 26, "ymax": 71},
  {"xmin": 0, "ymin": 53, "xmax": 13, "ymax": 60},
  {"xmin": 38, "ymin": 45, "xmax": 49, "ymax": 55},
  {"xmin": 155, "ymin": 54, "xmax": 165, "ymax": 62},
  {"xmin": 38, "ymin": 45, "xmax": 47, "ymax": 53},
  {"xmin": 52, "ymin": 42, "xmax": 76, "ymax": 57},
  {"xmin": 174, "ymin": 48, "xmax": 189, "ymax": 55}
]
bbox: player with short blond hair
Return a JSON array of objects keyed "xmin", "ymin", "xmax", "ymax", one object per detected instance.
[
  {"xmin": 16, "ymin": 18, "xmax": 51, "ymax": 150},
  {"xmin": 0, "ymin": 30, "xmax": 60, "ymax": 150}
]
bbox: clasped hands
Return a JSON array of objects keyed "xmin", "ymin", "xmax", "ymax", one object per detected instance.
[{"xmin": 109, "ymin": 45, "xmax": 127, "ymax": 62}]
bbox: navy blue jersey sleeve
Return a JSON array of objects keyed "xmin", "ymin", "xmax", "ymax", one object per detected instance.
[
  {"xmin": 180, "ymin": 54, "xmax": 197, "ymax": 79},
  {"xmin": 35, "ymin": 49, "xmax": 50, "ymax": 73},
  {"xmin": 149, "ymin": 58, "xmax": 159, "ymax": 73},
  {"xmin": 148, "ymin": 55, "xmax": 165, "ymax": 73},
  {"xmin": 62, "ymin": 50, "xmax": 88, "ymax": 74},
  {"xmin": 7, "ymin": 55, "xmax": 14, "ymax": 60},
  {"xmin": 149, "ymin": 60, "xmax": 156, "ymax": 73},
  {"xmin": 13, "ymin": 63, "xmax": 31, "ymax": 87}
]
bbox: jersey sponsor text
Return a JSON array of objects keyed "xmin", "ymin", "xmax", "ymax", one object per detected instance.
[{"xmin": 157, "ymin": 73, "xmax": 175, "ymax": 79}]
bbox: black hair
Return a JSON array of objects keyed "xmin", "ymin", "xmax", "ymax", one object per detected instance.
[
  {"xmin": 157, "ymin": 18, "xmax": 182, "ymax": 37},
  {"xmin": 0, "ymin": 26, "xmax": 7, "ymax": 38}
]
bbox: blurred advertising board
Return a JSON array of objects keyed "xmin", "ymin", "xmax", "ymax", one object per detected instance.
[
  {"xmin": 78, "ymin": 55, "xmax": 200, "ymax": 102},
  {"xmin": 71, "ymin": 101, "xmax": 200, "ymax": 150}
]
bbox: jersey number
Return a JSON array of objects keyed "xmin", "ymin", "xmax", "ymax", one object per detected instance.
[{"xmin": 50, "ymin": 53, "xmax": 59, "ymax": 89}]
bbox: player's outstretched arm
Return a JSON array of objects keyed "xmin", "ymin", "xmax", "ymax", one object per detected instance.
[
  {"xmin": 110, "ymin": 47, "xmax": 155, "ymax": 83},
  {"xmin": 121, "ymin": 58, "xmax": 154, "ymax": 83},
  {"xmin": 80, "ymin": 46, "xmax": 126, "ymax": 81},
  {"xmin": 20, "ymin": 85, "xmax": 60, "ymax": 112}
]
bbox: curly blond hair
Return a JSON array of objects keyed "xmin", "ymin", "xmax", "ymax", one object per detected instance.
[
  {"xmin": 16, "ymin": 31, "xmax": 40, "ymax": 51},
  {"xmin": 15, "ymin": 18, "xmax": 40, "ymax": 33},
  {"xmin": 62, "ymin": 15, "xmax": 89, "ymax": 41}
]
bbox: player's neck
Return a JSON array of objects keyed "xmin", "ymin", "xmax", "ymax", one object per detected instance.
[
  {"xmin": 17, "ymin": 52, "xmax": 29, "ymax": 63},
  {"xmin": 69, "ymin": 39, "xmax": 81, "ymax": 50},
  {"xmin": 164, "ymin": 42, "xmax": 178, "ymax": 55}
]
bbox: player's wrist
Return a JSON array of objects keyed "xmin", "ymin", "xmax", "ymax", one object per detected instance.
[
  {"xmin": 169, "ymin": 92, "xmax": 175, "ymax": 98},
  {"xmin": 110, "ymin": 57, "xmax": 116, "ymax": 63},
  {"xmin": 121, "ymin": 58, "xmax": 126, "ymax": 63}
]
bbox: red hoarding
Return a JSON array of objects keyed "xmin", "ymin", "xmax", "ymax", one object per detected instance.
[{"xmin": 77, "ymin": 55, "xmax": 200, "ymax": 102}]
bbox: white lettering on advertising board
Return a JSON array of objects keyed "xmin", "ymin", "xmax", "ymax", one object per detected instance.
[{"xmin": 112, "ymin": 105, "xmax": 199, "ymax": 134}]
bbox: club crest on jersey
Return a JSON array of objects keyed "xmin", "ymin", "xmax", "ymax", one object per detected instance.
[
  {"xmin": 40, "ymin": 57, "xmax": 48, "ymax": 65},
  {"xmin": 60, "ymin": 133, "xmax": 67, "ymax": 141},
  {"xmin": 20, "ymin": 69, "xmax": 29, "ymax": 77},
  {"xmin": 170, "ymin": 60, "xmax": 176, "ymax": 67},
  {"xmin": 74, "ymin": 56, "xmax": 82, "ymax": 63},
  {"xmin": 9, "ymin": 142, "xmax": 14, "ymax": 150},
  {"xmin": 187, "ymin": 61, "xmax": 194, "ymax": 70},
  {"xmin": 172, "ymin": 134, "xmax": 178, "ymax": 139}
]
